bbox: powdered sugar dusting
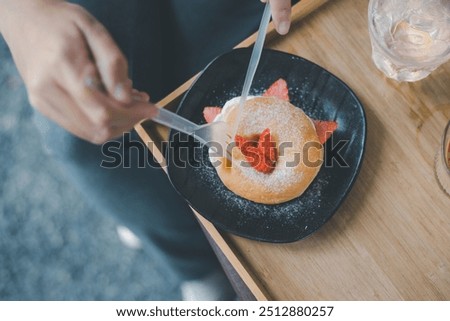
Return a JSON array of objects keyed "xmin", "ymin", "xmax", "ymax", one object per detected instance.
[
  {"xmin": 192, "ymin": 150, "xmax": 329, "ymax": 223},
  {"xmin": 238, "ymin": 165, "xmax": 304, "ymax": 192},
  {"xmin": 211, "ymin": 96, "xmax": 319, "ymax": 194},
  {"xmin": 193, "ymin": 95, "xmax": 329, "ymax": 226}
]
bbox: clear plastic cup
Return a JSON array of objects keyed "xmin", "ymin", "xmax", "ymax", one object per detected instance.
[{"xmin": 368, "ymin": 0, "xmax": 450, "ymax": 82}]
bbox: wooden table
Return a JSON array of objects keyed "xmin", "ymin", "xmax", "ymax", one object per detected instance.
[{"xmin": 135, "ymin": 0, "xmax": 450, "ymax": 300}]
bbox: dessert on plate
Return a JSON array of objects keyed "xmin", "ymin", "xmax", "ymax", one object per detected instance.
[{"xmin": 203, "ymin": 79, "xmax": 337, "ymax": 205}]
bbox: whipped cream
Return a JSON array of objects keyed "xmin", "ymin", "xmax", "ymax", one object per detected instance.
[{"xmin": 213, "ymin": 96, "xmax": 256, "ymax": 123}]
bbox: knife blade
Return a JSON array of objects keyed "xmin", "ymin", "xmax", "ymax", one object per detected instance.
[{"xmin": 231, "ymin": 1, "xmax": 272, "ymax": 138}]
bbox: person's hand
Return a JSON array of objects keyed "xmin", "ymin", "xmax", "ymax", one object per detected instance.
[
  {"xmin": 261, "ymin": 0, "xmax": 292, "ymax": 35},
  {"xmin": 0, "ymin": 0, "xmax": 155, "ymax": 144}
]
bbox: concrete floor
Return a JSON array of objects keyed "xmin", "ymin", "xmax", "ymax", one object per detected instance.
[{"xmin": 0, "ymin": 37, "xmax": 180, "ymax": 300}]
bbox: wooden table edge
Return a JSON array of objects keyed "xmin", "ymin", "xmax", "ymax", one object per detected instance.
[{"xmin": 134, "ymin": 0, "xmax": 330, "ymax": 301}]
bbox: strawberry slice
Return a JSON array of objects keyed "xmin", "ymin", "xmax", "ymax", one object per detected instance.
[
  {"xmin": 203, "ymin": 106, "xmax": 222, "ymax": 123},
  {"xmin": 235, "ymin": 129, "xmax": 277, "ymax": 174},
  {"xmin": 235, "ymin": 135, "xmax": 257, "ymax": 157},
  {"xmin": 253, "ymin": 154, "xmax": 275, "ymax": 174},
  {"xmin": 258, "ymin": 128, "xmax": 277, "ymax": 163},
  {"xmin": 244, "ymin": 146, "xmax": 261, "ymax": 167},
  {"xmin": 313, "ymin": 120, "xmax": 338, "ymax": 144},
  {"xmin": 263, "ymin": 78, "xmax": 289, "ymax": 101},
  {"xmin": 244, "ymin": 146, "xmax": 275, "ymax": 174},
  {"xmin": 234, "ymin": 135, "xmax": 248, "ymax": 149}
]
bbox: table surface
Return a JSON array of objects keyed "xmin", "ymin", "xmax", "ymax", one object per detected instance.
[{"xmin": 135, "ymin": 0, "xmax": 450, "ymax": 300}]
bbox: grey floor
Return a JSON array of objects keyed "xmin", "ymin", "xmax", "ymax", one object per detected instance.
[{"xmin": 0, "ymin": 37, "xmax": 180, "ymax": 300}]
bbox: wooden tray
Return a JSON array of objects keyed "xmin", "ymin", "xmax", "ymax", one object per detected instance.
[{"xmin": 135, "ymin": 0, "xmax": 450, "ymax": 300}]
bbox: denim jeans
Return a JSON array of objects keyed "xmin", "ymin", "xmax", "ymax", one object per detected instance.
[{"xmin": 33, "ymin": 0, "xmax": 264, "ymax": 282}]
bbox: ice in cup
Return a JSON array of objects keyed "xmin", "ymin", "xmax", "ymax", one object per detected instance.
[{"xmin": 368, "ymin": 0, "xmax": 450, "ymax": 82}]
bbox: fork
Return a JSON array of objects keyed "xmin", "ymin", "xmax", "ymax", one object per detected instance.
[{"xmin": 148, "ymin": 105, "xmax": 232, "ymax": 160}]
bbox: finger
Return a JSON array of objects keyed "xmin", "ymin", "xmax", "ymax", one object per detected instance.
[
  {"xmin": 132, "ymin": 89, "xmax": 150, "ymax": 102},
  {"xmin": 76, "ymin": 11, "xmax": 132, "ymax": 103},
  {"xmin": 34, "ymin": 82, "xmax": 103, "ymax": 143},
  {"xmin": 269, "ymin": 0, "xmax": 292, "ymax": 35},
  {"xmin": 74, "ymin": 81, "xmax": 155, "ymax": 129},
  {"xmin": 56, "ymin": 43, "xmax": 120, "ymax": 119},
  {"xmin": 118, "ymin": 101, "xmax": 157, "ymax": 126},
  {"xmin": 55, "ymin": 62, "xmax": 138, "ymax": 142},
  {"xmin": 93, "ymin": 93, "xmax": 156, "ymax": 128},
  {"xmin": 43, "ymin": 66, "xmax": 150, "ymax": 144},
  {"xmin": 59, "ymin": 55, "xmax": 152, "ymax": 129}
]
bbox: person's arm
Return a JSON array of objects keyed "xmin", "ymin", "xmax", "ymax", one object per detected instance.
[
  {"xmin": 262, "ymin": 0, "xmax": 292, "ymax": 35},
  {"xmin": 0, "ymin": 0, "xmax": 154, "ymax": 144}
]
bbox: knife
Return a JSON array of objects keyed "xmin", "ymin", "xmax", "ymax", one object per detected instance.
[{"xmin": 231, "ymin": 1, "xmax": 272, "ymax": 138}]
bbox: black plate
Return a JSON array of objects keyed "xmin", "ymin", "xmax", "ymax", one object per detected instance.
[{"xmin": 166, "ymin": 48, "xmax": 366, "ymax": 243}]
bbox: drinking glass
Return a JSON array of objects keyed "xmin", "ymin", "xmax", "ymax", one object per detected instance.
[
  {"xmin": 435, "ymin": 121, "xmax": 450, "ymax": 196},
  {"xmin": 368, "ymin": 0, "xmax": 450, "ymax": 82}
]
